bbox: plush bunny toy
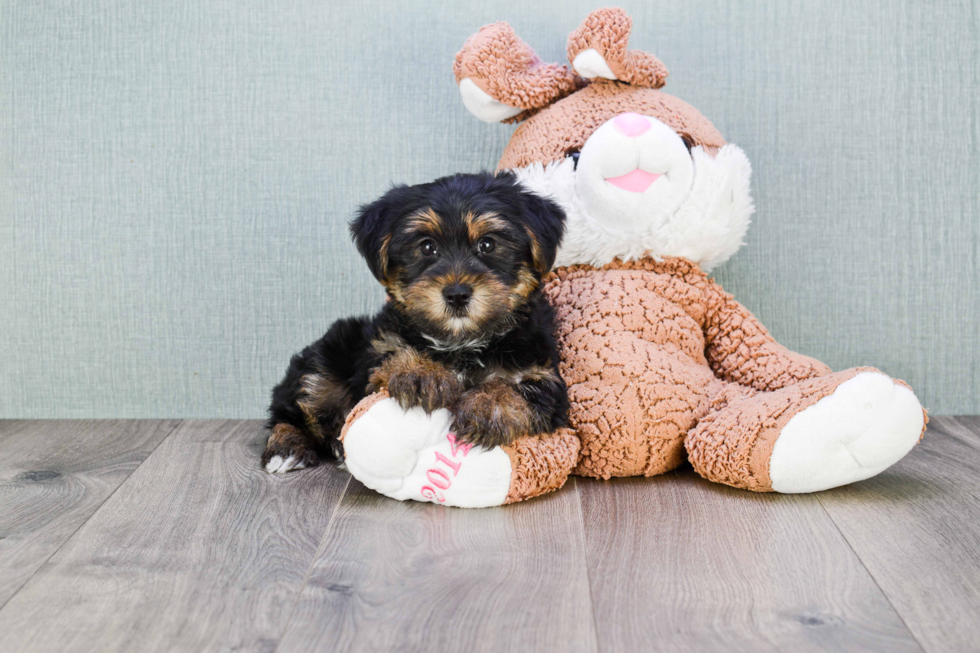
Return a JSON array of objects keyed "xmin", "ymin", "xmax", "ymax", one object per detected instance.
[{"xmin": 338, "ymin": 8, "xmax": 927, "ymax": 507}]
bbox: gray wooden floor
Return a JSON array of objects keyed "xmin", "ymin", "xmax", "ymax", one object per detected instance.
[{"xmin": 0, "ymin": 417, "xmax": 978, "ymax": 652}]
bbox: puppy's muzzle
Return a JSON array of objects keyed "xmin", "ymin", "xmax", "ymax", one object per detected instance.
[{"xmin": 442, "ymin": 283, "xmax": 473, "ymax": 310}]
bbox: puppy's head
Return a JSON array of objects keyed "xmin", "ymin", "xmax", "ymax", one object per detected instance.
[{"xmin": 350, "ymin": 172, "xmax": 565, "ymax": 342}]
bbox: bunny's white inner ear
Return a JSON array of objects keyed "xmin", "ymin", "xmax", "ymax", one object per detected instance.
[
  {"xmin": 572, "ymin": 48, "xmax": 617, "ymax": 80},
  {"xmin": 459, "ymin": 78, "xmax": 523, "ymax": 123}
]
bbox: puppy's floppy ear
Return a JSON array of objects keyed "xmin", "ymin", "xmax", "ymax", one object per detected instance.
[
  {"xmin": 507, "ymin": 175, "xmax": 565, "ymax": 275},
  {"xmin": 349, "ymin": 187, "xmax": 404, "ymax": 283}
]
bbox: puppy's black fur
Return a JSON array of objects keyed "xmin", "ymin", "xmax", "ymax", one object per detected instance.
[{"xmin": 263, "ymin": 172, "xmax": 569, "ymax": 472}]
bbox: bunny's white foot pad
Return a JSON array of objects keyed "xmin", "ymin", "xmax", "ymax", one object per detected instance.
[
  {"xmin": 769, "ymin": 372, "xmax": 924, "ymax": 493},
  {"xmin": 342, "ymin": 397, "xmax": 512, "ymax": 508}
]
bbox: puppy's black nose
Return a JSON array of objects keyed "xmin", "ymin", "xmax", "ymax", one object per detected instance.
[{"xmin": 442, "ymin": 283, "xmax": 472, "ymax": 309}]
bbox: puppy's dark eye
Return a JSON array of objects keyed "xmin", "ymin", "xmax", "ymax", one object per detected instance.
[
  {"xmin": 477, "ymin": 236, "xmax": 496, "ymax": 254},
  {"xmin": 419, "ymin": 239, "xmax": 438, "ymax": 257}
]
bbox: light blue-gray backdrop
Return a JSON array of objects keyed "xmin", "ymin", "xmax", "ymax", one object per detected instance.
[{"xmin": 1, "ymin": 0, "xmax": 977, "ymax": 418}]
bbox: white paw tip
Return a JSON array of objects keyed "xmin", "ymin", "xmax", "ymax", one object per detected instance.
[
  {"xmin": 265, "ymin": 455, "xmax": 284, "ymax": 473},
  {"xmin": 265, "ymin": 454, "xmax": 305, "ymax": 474}
]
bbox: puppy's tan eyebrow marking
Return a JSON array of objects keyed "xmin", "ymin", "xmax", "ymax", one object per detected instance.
[
  {"xmin": 406, "ymin": 208, "xmax": 444, "ymax": 235},
  {"xmin": 466, "ymin": 212, "xmax": 509, "ymax": 242}
]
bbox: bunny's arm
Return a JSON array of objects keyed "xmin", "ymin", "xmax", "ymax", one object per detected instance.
[{"xmin": 701, "ymin": 280, "xmax": 831, "ymax": 391}]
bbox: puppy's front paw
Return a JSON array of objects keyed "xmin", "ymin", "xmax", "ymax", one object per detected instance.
[
  {"xmin": 370, "ymin": 350, "xmax": 462, "ymax": 413},
  {"xmin": 452, "ymin": 379, "xmax": 531, "ymax": 448},
  {"xmin": 262, "ymin": 423, "xmax": 320, "ymax": 474},
  {"xmin": 388, "ymin": 368, "xmax": 462, "ymax": 414}
]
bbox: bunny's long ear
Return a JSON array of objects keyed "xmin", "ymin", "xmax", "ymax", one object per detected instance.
[
  {"xmin": 454, "ymin": 22, "xmax": 582, "ymax": 124},
  {"xmin": 567, "ymin": 7, "xmax": 668, "ymax": 88}
]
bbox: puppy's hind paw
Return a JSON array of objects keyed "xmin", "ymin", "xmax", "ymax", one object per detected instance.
[
  {"xmin": 262, "ymin": 424, "xmax": 320, "ymax": 474},
  {"xmin": 265, "ymin": 454, "xmax": 303, "ymax": 474}
]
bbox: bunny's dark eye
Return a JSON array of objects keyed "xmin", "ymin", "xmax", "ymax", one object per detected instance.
[
  {"xmin": 679, "ymin": 133, "xmax": 695, "ymax": 153},
  {"xmin": 419, "ymin": 239, "xmax": 438, "ymax": 257},
  {"xmin": 477, "ymin": 237, "xmax": 496, "ymax": 254}
]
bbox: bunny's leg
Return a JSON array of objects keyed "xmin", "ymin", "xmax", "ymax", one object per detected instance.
[{"xmin": 686, "ymin": 369, "xmax": 926, "ymax": 493}]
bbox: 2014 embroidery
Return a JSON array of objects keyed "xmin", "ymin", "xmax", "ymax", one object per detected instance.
[{"xmin": 420, "ymin": 434, "xmax": 473, "ymax": 502}]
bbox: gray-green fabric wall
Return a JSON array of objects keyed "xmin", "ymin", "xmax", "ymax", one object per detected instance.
[{"xmin": 2, "ymin": 0, "xmax": 977, "ymax": 417}]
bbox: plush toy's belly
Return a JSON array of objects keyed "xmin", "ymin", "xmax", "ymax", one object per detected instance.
[{"xmin": 549, "ymin": 268, "xmax": 724, "ymax": 479}]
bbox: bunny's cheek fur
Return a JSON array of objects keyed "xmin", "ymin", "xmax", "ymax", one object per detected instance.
[{"xmin": 513, "ymin": 142, "xmax": 754, "ymax": 272}]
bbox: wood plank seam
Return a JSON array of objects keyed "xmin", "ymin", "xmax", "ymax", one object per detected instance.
[
  {"xmin": 0, "ymin": 419, "xmax": 185, "ymax": 613},
  {"xmin": 571, "ymin": 478, "xmax": 603, "ymax": 653},
  {"xmin": 275, "ymin": 473, "xmax": 600, "ymax": 651},
  {"xmin": 814, "ymin": 499, "xmax": 926, "ymax": 653},
  {"xmin": 274, "ymin": 473, "xmax": 352, "ymax": 650},
  {"xmin": 0, "ymin": 420, "xmax": 353, "ymax": 651},
  {"xmin": 814, "ymin": 416, "xmax": 980, "ymax": 652}
]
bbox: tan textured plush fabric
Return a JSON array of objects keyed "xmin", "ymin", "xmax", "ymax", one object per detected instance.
[
  {"xmin": 454, "ymin": 9, "xmax": 722, "ymax": 168},
  {"xmin": 566, "ymin": 7, "xmax": 669, "ymax": 89},
  {"xmin": 501, "ymin": 427, "xmax": 581, "ymax": 504},
  {"xmin": 685, "ymin": 368, "xmax": 866, "ymax": 491},
  {"xmin": 453, "ymin": 21, "xmax": 582, "ymax": 122},
  {"xmin": 497, "ymin": 81, "xmax": 726, "ymax": 170},
  {"xmin": 542, "ymin": 256, "xmax": 834, "ymax": 480}
]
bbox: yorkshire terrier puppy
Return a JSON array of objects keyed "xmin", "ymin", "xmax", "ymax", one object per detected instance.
[{"xmin": 262, "ymin": 172, "xmax": 569, "ymax": 473}]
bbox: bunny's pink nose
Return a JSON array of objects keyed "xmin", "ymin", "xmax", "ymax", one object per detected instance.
[{"xmin": 613, "ymin": 112, "xmax": 651, "ymax": 137}]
